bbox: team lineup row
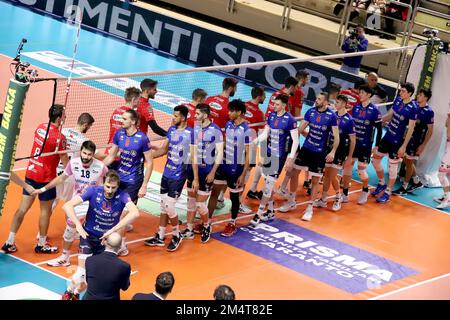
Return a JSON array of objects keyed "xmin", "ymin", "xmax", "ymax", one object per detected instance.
[{"xmin": 1, "ymin": 76, "xmax": 449, "ymax": 300}]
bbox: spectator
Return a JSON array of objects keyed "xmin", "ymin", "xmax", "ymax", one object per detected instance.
[
  {"xmin": 213, "ymin": 285, "xmax": 235, "ymax": 300},
  {"xmin": 383, "ymin": 0, "xmax": 412, "ymax": 39},
  {"xmin": 132, "ymin": 272, "xmax": 175, "ymax": 300},
  {"xmin": 341, "ymin": 24, "xmax": 369, "ymax": 75},
  {"xmin": 366, "ymin": 0, "xmax": 387, "ymax": 35},
  {"xmin": 83, "ymin": 233, "xmax": 131, "ymax": 300},
  {"xmin": 334, "ymin": 1, "xmax": 371, "ymax": 21},
  {"xmin": 328, "ymin": 82, "xmax": 342, "ymax": 109},
  {"xmin": 367, "ymin": 72, "xmax": 387, "ymax": 105}
]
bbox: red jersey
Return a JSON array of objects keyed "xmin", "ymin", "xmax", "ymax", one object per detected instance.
[
  {"xmin": 108, "ymin": 105, "xmax": 131, "ymax": 144},
  {"xmin": 205, "ymin": 95, "xmax": 229, "ymax": 129},
  {"xmin": 265, "ymin": 90, "xmax": 291, "ymax": 118},
  {"xmin": 291, "ymin": 86, "xmax": 305, "ymax": 115},
  {"xmin": 183, "ymin": 102, "xmax": 197, "ymax": 128},
  {"xmin": 137, "ymin": 97, "xmax": 155, "ymax": 134},
  {"xmin": 26, "ymin": 123, "xmax": 67, "ymax": 183},
  {"xmin": 245, "ymin": 100, "xmax": 265, "ymax": 131},
  {"xmin": 339, "ymin": 89, "xmax": 361, "ymax": 114}
]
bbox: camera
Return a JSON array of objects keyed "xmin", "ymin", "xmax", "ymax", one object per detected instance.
[
  {"xmin": 422, "ymin": 28, "xmax": 439, "ymax": 38},
  {"xmin": 349, "ymin": 28, "xmax": 359, "ymax": 39}
]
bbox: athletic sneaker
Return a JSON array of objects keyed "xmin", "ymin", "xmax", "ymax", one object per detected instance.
[
  {"xmin": 216, "ymin": 199, "xmax": 225, "ymax": 210},
  {"xmin": 433, "ymin": 195, "xmax": 445, "ymax": 203},
  {"xmin": 332, "ymin": 197, "xmax": 342, "ymax": 212},
  {"xmin": 301, "ymin": 207, "xmax": 314, "ymax": 221},
  {"xmin": 1, "ymin": 242, "xmax": 17, "ymax": 254},
  {"xmin": 239, "ymin": 203, "xmax": 252, "ymax": 214},
  {"xmin": 221, "ymin": 223, "xmax": 237, "ymax": 237},
  {"xmin": 193, "ymin": 223, "xmax": 203, "ymax": 234},
  {"xmin": 357, "ymin": 191, "xmax": 369, "ymax": 205},
  {"xmin": 370, "ymin": 184, "xmax": 387, "ymax": 197},
  {"xmin": 249, "ymin": 214, "xmax": 261, "ymax": 228},
  {"xmin": 117, "ymin": 244, "xmax": 129, "ymax": 257},
  {"xmin": 406, "ymin": 181, "xmax": 424, "ymax": 193},
  {"xmin": 167, "ymin": 235, "xmax": 183, "ymax": 252},
  {"xmin": 144, "ymin": 233, "xmax": 165, "ymax": 247},
  {"xmin": 278, "ymin": 201, "xmax": 296, "ymax": 213},
  {"xmin": 276, "ymin": 188, "xmax": 289, "ymax": 199},
  {"xmin": 392, "ymin": 186, "xmax": 408, "ymax": 195},
  {"xmin": 247, "ymin": 190, "xmax": 262, "ymax": 200},
  {"xmin": 376, "ymin": 191, "xmax": 391, "ymax": 203},
  {"xmin": 261, "ymin": 210, "xmax": 275, "ymax": 222},
  {"xmin": 437, "ymin": 199, "xmax": 450, "ymax": 209},
  {"xmin": 313, "ymin": 198, "xmax": 327, "ymax": 208},
  {"xmin": 341, "ymin": 194, "xmax": 349, "ymax": 203},
  {"xmin": 35, "ymin": 243, "xmax": 58, "ymax": 254},
  {"xmin": 201, "ymin": 225, "xmax": 212, "ymax": 244},
  {"xmin": 61, "ymin": 290, "xmax": 79, "ymax": 301},
  {"xmin": 47, "ymin": 255, "xmax": 70, "ymax": 267},
  {"xmin": 180, "ymin": 228, "xmax": 195, "ymax": 240}
]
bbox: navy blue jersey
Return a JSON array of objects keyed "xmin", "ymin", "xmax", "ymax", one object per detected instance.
[
  {"xmin": 163, "ymin": 126, "xmax": 194, "ymax": 180},
  {"xmin": 385, "ymin": 96, "xmax": 418, "ymax": 145},
  {"xmin": 410, "ymin": 104, "xmax": 434, "ymax": 145},
  {"xmin": 193, "ymin": 122, "xmax": 223, "ymax": 175},
  {"xmin": 352, "ymin": 103, "xmax": 382, "ymax": 148},
  {"xmin": 330, "ymin": 112, "xmax": 355, "ymax": 148},
  {"xmin": 81, "ymin": 186, "xmax": 131, "ymax": 237},
  {"xmin": 221, "ymin": 120, "xmax": 251, "ymax": 175},
  {"xmin": 267, "ymin": 112, "xmax": 297, "ymax": 158},
  {"xmin": 113, "ymin": 129, "xmax": 151, "ymax": 183},
  {"xmin": 303, "ymin": 107, "xmax": 338, "ymax": 153}
]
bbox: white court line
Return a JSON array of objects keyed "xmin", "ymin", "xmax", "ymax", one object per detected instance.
[
  {"xmin": 5, "ymin": 253, "xmax": 70, "ymax": 281},
  {"xmin": 369, "ymin": 273, "xmax": 450, "ymax": 300}
]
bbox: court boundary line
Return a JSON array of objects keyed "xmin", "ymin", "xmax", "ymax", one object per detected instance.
[
  {"xmin": 5, "ymin": 253, "xmax": 70, "ymax": 281},
  {"xmin": 369, "ymin": 273, "xmax": 450, "ymax": 300}
]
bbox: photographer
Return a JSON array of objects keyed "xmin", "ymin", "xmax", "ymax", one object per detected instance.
[{"xmin": 340, "ymin": 24, "xmax": 368, "ymax": 75}]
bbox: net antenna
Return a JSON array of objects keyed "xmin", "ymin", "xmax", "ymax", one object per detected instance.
[{"xmin": 56, "ymin": 5, "xmax": 84, "ymax": 152}]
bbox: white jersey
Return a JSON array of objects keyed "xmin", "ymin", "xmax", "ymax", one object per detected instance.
[
  {"xmin": 57, "ymin": 128, "xmax": 87, "ymax": 174},
  {"xmin": 64, "ymin": 157, "xmax": 108, "ymax": 198}
]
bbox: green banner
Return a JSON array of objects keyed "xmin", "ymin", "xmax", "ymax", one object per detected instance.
[
  {"xmin": 0, "ymin": 79, "xmax": 29, "ymax": 217},
  {"xmin": 417, "ymin": 40, "xmax": 442, "ymax": 91}
]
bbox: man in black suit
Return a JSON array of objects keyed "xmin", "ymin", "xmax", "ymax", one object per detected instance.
[
  {"xmin": 132, "ymin": 271, "xmax": 174, "ymax": 300},
  {"xmin": 213, "ymin": 285, "xmax": 235, "ymax": 300},
  {"xmin": 83, "ymin": 232, "xmax": 131, "ymax": 300}
]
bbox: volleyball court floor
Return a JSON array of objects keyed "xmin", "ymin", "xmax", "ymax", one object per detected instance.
[{"xmin": 0, "ymin": 1, "xmax": 449, "ymax": 300}]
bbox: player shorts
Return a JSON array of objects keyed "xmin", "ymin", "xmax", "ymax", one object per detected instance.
[
  {"xmin": 23, "ymin": 177, "xmax": 56, "ymax": 201},
  {"xmin": 377, "ymin": 137, "xmax": 403, "ymax": 160},
  {"xmin": 353, "ymin": 144, "xmax": 372, "ymax": 164},
  {"xmin": 214, "ymin": 167, "xmax": 244, "ymax": 193},
  {"xmin": 160, "ymin": 175, "xmax": 186, "ymax": 199},
  {"xmin": 186, "ymin": 169, "xmax": 213, "ymax": 195},
  {"xmin": 326, "ymin": 144, "xmax": 349, "ymax": 169},
  {"xmin": 119, "ymin": 179, "xmax": 143, "ymax": 203},
  {"xmin": 79, "ymin": 233, "xmax": 105, "ymax": 255},
  {"xmin": 405, "ymin": 138, "xmax": 425, "ymax": 160},
  {"xmin": 261, "ymin": 155, "xmax": 287, "ymax": 178},
  {"xmin": 294, "ymin": 147, "xmax": 326, "ymax": 176}
]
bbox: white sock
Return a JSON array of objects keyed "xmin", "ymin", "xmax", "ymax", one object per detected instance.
[
  {"xmin": 38, "ymin": 235, "xmax": 47, "ymax": 246},
  {"xmin": 256, "ymin": 204, "xmax": 265, "ymax": 216},
  {"xmin": 288, "ymin": 192, "xmax": 296, "ymax": 203},
  {"xmin": 172, "ymin": 225, "xmax": 179, "ymax": 236},
  {"xmin": 7, "ymin": 232, "xmax": 16, "ymax": 245},
  {"xmin": 413, "ymin": 176, "xmax": 420, "ymax": 184},
  {"xmin": 218, "ymin": 190, "xmax": 224, "ymax": 202},
  {"xmin": 62, "ymin": 250, "xmax": 70, "ymax": 259},
  {"xmin": 250, "ymin": 166, "xmax": 262, "ymax": 192},
  {"xmin": 280, "ymin": 175, "xmax": 289, "ymax": 191},
  {"xmin": 322, "ymin": 191, "xmax": 328, "ymax": 201},
  {"xmin": 379, "ymin": 178, "xmax": 385, "ymax": 185},
  {"xmin": 158, "ymin": 226, "xmax": 166, "ymax": 238},
  {"xmin": 402, "ymin": 181, "xmax": 409, "ymax": 189},
  {"xmin": 121, "ymin": 238, "xmax": 126, "ymax": 247},
  {"xmin": 268, "ymin": 201, "xmax": 274, "ymax": 211},
  {"xmin": 386, "ymin": 187, "xmax": 391, "ymax": 195},
  {"xmin": 187, "ymin": 223, "xmax": 193, "ymax": 231}
]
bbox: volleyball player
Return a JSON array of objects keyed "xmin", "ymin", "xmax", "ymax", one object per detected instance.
[
  {"xmin": 341, "ymin": 85, "xmax": 382, "ymax": 205},
  {"xmin": 265, "ymin": 76, "xmax": 298, "ymax": 117},
  {"xmin": 250, "ymin": 94, "xmax": 298, "ymax": 227},
  {"xmin": 144, "ymin": 105, "xmax": 194, "ymax": 251},
  {"xmin": 139, "ymin": 78, "xmax": 167, "ymax": 137},
  {"xmin": 371, "ymin": 83, "xmax": 418, "ymax": 204},
  {"xmin": 184, "ymin": 88, "xmax": 207, "ymax": 128},
  {"xmin": 61, "ymin": 170, "xmax": 139, "ymax": 300},
  {"xmin": 34, "ymin": 141, "xmax": 108, "ymax": 267},
  {"xmin": 279, "ymin": 92, "xmax": 339, "ymax": 222},
  {"xmin": 2, "ymin": 104, "xmax": 68, "ymax": 254}
]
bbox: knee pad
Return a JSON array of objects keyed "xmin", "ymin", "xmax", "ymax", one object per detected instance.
[
  {"xmin": 388, "ymin": 159, "xmax": 402, "ymax": 180},
  {"xmin": 357, "ymin": 163, "xmax": 368, "ymax": 180},
  {"xmin": 196, "ymin": 202, "xmax": 208, "ymax": 216},
  {"xmin": 160, "ymin": 194, "xmax": 168, "ymax": 215},
  {"xmin": 164, "ymin": 196, "xmax": 178, "ymax": 219},
  {"xmin": 187, "ymin": 197, "xmax": 196, "ymax": 212},
  {"xmin": 63, "ymin": 224, "xmax": 78, "ymax": 242},
  {"xmin": 438, "ymin": 172, "xmax": 449, "ymax": 188},
  {"xmin": 372, "ymin": 156, "xmax": 383, "ymax": 172},
  {"xmin": 262, "ymin": 174, "xmax": 276, "ymax": 198}
]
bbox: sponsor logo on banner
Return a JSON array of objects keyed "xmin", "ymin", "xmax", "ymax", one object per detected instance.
[{"xmin": 212, "ymin": 220, "xmax": 418, "ymax": 293}]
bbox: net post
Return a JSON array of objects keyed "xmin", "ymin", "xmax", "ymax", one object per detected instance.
[{"xmin": 0, "ymin": 79, "xmax": 29, "ymax": 217}]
